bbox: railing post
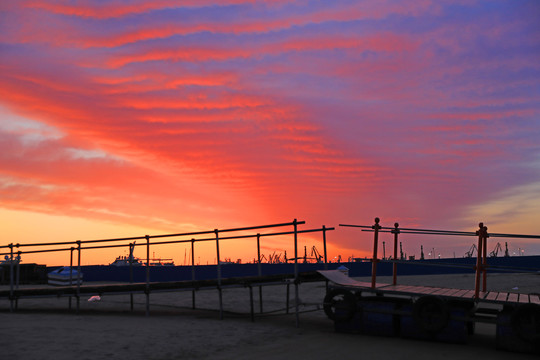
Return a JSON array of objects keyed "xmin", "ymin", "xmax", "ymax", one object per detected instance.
[
  {"xmin": 392, "ymin": 223, "xmax": 400, "ymax": 286},
  {"xmin": 15, "ymin": 247, "xmax": 21, "ymax": 289},
  {"xmin": 129, "ymin": 242, "xmax": 134, "ymax": 312},
  {"xmin": 371, "ymin": 218, "xmax": 381, "ymax": 289},
  {"xmin": 145, "ymin": 235, "xmax": 150, "ymax": 316},
  {"xmin": 9, "ymin": 243, "xmax": 14, "ymax": 312},
  {"xmin": 474, "ymin": 223, "xmax": 485, "ymax": 299},
  {"xmin": 76, "ymin": 240, "xmax": 81, "ymax": 313},
  {"xmin": 293, "ymin": 219, "xmax": 299, "ymax": 327},
  {"xmin": 215, "ymin": 229, "xmax": 223, "ymax": 320},
  {"xmin": 322, "ymin": 225, "xmax": 328, "ymax": 270},
  {"xmin": 482, "ymin": 225, "xmax": 489, "ymax": 292},
  {"xmin": 69, "ymin": 247, "xmax": 74, "ymax": 310},
  {"xmin": 191, "ymin": 239, "xmax": 196, "ymax": 309},
  {"xmin": 257, "ymin": 233, "xmax": 263, "ymax": 313}
]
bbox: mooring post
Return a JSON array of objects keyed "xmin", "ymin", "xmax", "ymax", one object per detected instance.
[
  {"xmin": 293, "ymin": 219, "xmax": 300, "ymax": 327},
  {"xmin": 474, "ymin": 223, "xmax": 484, "ymax": 299},
  {"xmin": 256, "ymin": 233, "xmax": 263, "ymax": 313},
  {"xmin": 392, "ymin": 223, "xmax": 400, "ymax": 286},
  {"xmin": 371, "ymin": 218, "xmax": 381, "ymax": 289},
  {"xmin": 191, "ymin": 239, "xmax": 196, "ymax": 310},
  {"xmin": 9, "ymin": 243, "xmax": 13, "ymax": 313},
  {"xmin": 215, "ymin": 229, "xmax": 223, "ymax": 320},
  {"xmin": 145, "ymin": 235, "xmax": 150, "ymax": 316},
  {"xmin": 76, "ymin": 240, "xmax": 81, "ymax": 313},
  {"xmin": 482, "ymin": 225, "xmax": 489, "ymax": 292}
]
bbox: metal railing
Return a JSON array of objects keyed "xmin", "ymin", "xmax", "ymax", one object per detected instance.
[
  {"xmin": 1, "ymin": 219, "xmax": 334, "ymax": 325},
  {"xmin": 341, "ymin": 218, "xmax": 540, "ymax": 299}
]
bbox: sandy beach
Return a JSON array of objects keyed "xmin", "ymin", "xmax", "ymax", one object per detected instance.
[{"xmin": 1, "ymin": 272, "xmax": 539, "ymax": 360}]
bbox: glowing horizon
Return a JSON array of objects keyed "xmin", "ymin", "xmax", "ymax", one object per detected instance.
[{"xmin": 1, "ymin": 1, "xmax": 539, "ymax": 266}]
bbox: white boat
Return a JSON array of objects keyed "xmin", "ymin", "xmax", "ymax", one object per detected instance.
[
  {"xmin": 109, "ymin": 255, "xmax": 143, "ymax": 266},
  {"xmin": 47, "ymin": 267, "xmax": 83, "ymax": 286}
]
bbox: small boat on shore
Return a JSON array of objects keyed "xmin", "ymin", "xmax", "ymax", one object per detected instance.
[{"xmin": 47, "ymin": 267, "xmax": 83, "ymax": 286}]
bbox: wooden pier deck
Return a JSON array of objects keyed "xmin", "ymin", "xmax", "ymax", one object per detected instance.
[{"xmin": 318, "ymin": 270, "xmax": 540, "ymax": 305}]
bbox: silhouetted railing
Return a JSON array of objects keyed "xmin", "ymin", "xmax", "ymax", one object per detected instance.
[
  {"xmin": 1, "ymin": 219, "xmax": 334, "ymax": 324},
  {"xmin": 341, "ymin": 218, "xmax": 540, "ymax": 299}
]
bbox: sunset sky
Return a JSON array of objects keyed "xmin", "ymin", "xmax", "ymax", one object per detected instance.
[{"xmin": 1, "ymin": 1, "xmax": 539, "ymax": 266}]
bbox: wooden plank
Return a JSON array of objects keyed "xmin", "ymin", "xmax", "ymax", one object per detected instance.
[
  {"xmin": 421, "ymin": 287, "xmax": 444, "ymax": 295},
  {"xmin": 461, "ymin": 290, "xmax": 476, "ymax": 299},
  {"xmin": 444, "ymin": 288, "xmax": 465, "ymax": 297},
  {"xmin": 404, "ymin": 286, "xmax": 426, "ymax": 293},
  {"xmin": 412, "ymin": 286, "xmax": 438, "ymax": 294},
  {"xmin": 484, "ymin": 292, "xmax": 499, "ymax": 301},
  {"xmin": 518, "ymin": 294, "xmax": 530, "ymax": 304},
  {"xmin": 507, "ymin": 293, "xmax": 519, "ymax": 303},
  {"xmin": 430, "ymin": 287, "xmax": 455, "ymax": 296},
  {"xmin": 529, "ymin": 294, "xmax": 540, "ymax": 305},
  {"xmin": 478, "ymin": 291, "xmax": 490, "ymax": 299},
  {"xmin": 496, "ymin": 292, "xmax": 508, "ymax": 302},
  {"xmin": 452, "ymin": 289, "xmax": 470, "ymax": 298},
  {"xmin": 388, "ymin": 285, "xmax": 421, "ymax": 293}
]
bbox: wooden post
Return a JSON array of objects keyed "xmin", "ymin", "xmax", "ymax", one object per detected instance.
[
  {"xmin": 371, "ymin": 218, "xmax": 381, "ymax": 289},
  {"xmin": 392, "ymin": 223, "xmax": 399, "ymax": 286},
  {"xmin": 474, "ymin": 223, "xmax": 484, "ymax": 299}
]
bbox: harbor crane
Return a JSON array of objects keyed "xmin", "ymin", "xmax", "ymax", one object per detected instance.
[
  {"xmin": 465, "ymin": 244, "xmax": 477, "ymax": 258},
  {"xmin": 310, "ymin": 246, "xmax": 324, "ymax": 263},
  {"xmin": 490, "ymin": 243, "xmax": 503, "ymax": 257}
]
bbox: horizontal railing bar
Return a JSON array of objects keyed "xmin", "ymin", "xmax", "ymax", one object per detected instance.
[
  {"xmin": 391, "ymin": 227, "xmax": 477, "ymax": 235},
  {"xmin": 341, "ymin": 223, "xmax": 540, "ymax": 239},
  {"xmin": 360, "ymin": 229, "xmax": 477, "ymax": 237},
  {"xmin": 339, "ymin": 224, "xmax": 372, "ymax": 229},
  {"xmin": 1, "ymin": 247, "xmax": 74, "ymax": 255},
  {"xmin": 0, "ymin": 226, "xmax": 331, "ymax": 257},
  {"xmin": 1, "ymin": 220, "xmax": 305, "ymax": 249},
  {"xmin": 12, "ymin": 236, "xmax": 145, "ymax": 248},
  {"xmin": 147, "ymin": 227, "xmax": 335, "ymax": 247},
  {"xmin": 489, "ymin": 233, "xmax": 540, "ymax": 239}
]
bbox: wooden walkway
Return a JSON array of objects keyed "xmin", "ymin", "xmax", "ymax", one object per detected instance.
[{"xmin": 318, "ymin": 270, "xmax": 540, "ymax": 305}]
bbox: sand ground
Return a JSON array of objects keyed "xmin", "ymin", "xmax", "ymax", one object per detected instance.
[{"xmin": 1, "ymin": 272, "xmax": 539, "ymax": 360}]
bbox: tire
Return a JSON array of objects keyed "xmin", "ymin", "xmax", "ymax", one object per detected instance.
[
  {"xmin": 511, "ymin": 303, "xmax": 540, "ymax": 342},
  {"xmin": 323, "ymin": 289, "xmax": 356, "ymax": 321},
  {"xmin": 412, "ymin": 296, "xmax": 449, "ymax": 334}
]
